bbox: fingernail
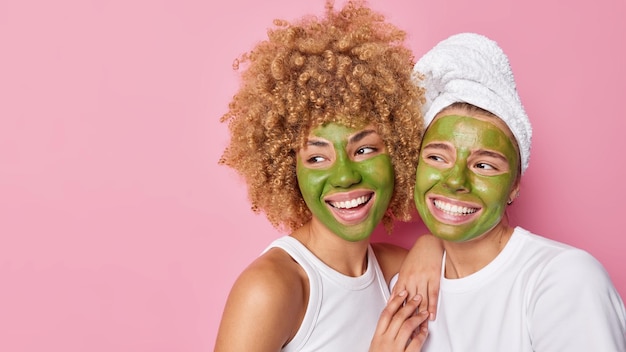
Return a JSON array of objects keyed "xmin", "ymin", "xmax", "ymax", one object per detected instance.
[{"xmin": 397, "ymin": 290, "xmax": 407, "ymax": 297}]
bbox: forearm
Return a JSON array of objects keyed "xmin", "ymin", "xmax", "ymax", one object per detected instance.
[{"xmin": 393, "ymin": 234, "xmax": 444, "ymax": 319}]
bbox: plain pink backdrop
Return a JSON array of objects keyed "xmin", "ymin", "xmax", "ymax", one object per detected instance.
[{"xmin": 1, "ymin": 0, "xmax": 625, "ymax": 351}]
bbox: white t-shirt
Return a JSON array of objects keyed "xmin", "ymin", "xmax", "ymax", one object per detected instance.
[
  {"xmin": 424, "ymin": 227, "xmax": 626, "ymax": 351},
  {"xmin": 264, "ymin": 236, "xmax": 390, "ymax": 352}
]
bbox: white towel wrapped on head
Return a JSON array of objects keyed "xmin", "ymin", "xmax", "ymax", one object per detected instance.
[{"xmin": 414, "ymin": 32, "xmax": 532, "ymax": 174}]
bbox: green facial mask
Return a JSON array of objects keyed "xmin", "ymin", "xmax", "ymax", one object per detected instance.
[
  {"xmin": 414, "ymin": 114, "xmax": 519, "ymax": 242},
  {"xmin": 296, "ymin": 123, "xmax": 394, "ymax": 242}
]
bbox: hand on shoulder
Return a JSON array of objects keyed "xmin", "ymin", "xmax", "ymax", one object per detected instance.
[{"xmin": 392, "ymin": 234, "xmax": 444, "ymax": 320}]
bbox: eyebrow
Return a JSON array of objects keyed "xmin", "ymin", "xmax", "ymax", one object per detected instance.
[
  {"xmin": 423, "ymin": 142, "xmax": 452, "ymax": 151},
  {"xmin": 475, "ymin": 150, "xmax": 508, "ymax": 162},
  {"xmin": 349, "ymin": 129, "xmax": 377, "ymax": 144},
  {"xmin": 306, "ymin": 129, "xmax": 377, "ymax": 147},
  {"xmin": 306, "ymin": 140, "xmax": 329, "ymax": 147}
]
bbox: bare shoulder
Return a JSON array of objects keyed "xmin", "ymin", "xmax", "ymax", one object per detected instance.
[
  {"xmin": 240, "ymin": 247, "xmax": 307, "ymax": 294},
  {"xmin": 371, "ymin": 242, "xmax": 408, "ymax": 284},
  {"xmin": 215, "ymin": 247, "xmax": 308, "ymax": 351}
]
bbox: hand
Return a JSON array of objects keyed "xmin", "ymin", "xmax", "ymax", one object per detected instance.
[
  {"xmin": 392, "ymin": 234, "xmax": 443, "ymax": 320},
  {"xmin": 369, "ymin": 291, "xmax": 429, "ymax": 352}
]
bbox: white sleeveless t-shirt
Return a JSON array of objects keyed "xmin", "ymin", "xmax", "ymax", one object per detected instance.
[{"xmin": 264, "ymin": 236, "xmax": 391, "ymax": 352}]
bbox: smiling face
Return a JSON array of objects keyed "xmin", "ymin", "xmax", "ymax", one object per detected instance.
[
  {"xmin": 296, "ymin": 122, "xmax": 394, "ymax": 242},
  {"xmin": 414, "ymin": 110, "xmax": 520, "ymax": 242}
]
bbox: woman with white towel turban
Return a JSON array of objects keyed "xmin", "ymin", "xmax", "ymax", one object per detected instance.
[{"xmin": 394, "ymin": 32, "xmax": 626, "ymax": 351}]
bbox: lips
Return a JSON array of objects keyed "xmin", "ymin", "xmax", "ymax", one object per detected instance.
[
  {"xmin": 325, "ymin": 191, "xmax": 375, "ymax": 225},
  {"xmin": 328, "ymin": 195, "xmax": 371, "ymax": 209},
  {"xmin": 433, "ymin": 199, "xmax": 478, "ymax": 216},
  {"xmin": 428, "ymin": 196, "xmax": 481, "ymax": 225}
]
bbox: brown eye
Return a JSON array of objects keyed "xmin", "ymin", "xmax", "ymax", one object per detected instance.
[
  {"xmin": 475, "ymin": 162, "xmax": 496, "ymax": 170},
  {"xmin": 427, "ymin": 155, "xmax": 445, "ymax": 162},
  {"xmin": 307, "ymin": 156, "xmax": 326, "ymax": 163},
  {"xmin": 355, "ymin": 147, "xmax": 376, "ymax": 156}
]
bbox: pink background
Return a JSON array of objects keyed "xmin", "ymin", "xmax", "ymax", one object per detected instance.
[{"xmin": 1, "ymin": 0, "xmax": 625, "ymax": 350}]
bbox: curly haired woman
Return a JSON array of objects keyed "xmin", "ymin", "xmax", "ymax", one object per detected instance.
[{"xmin": 215, "ymin": 1, "xmax": 442, "ymax": 351}]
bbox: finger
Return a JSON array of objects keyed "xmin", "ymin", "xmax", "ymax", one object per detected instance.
[
  {"xmin": 374, "ymin": 290, "xmax": 408, "ymax": 336},
  {"xmin": 395, "ymin": 309, "xmax": 428, "ymax": 346},
  {"xmin": 390, "ymin": 275, "xmax": 405, "ymax": 296},
  {"xmin": 406, "ymin": 278, "xmax": 428, "ymax": 303},
  {"xmin": 427, "ymin": 284, "xmax": 439, "ymax": 320},
  {"xmin": 405, "ymin": 325, "xmax": 429, "ymax": 352},
  {"xmin": 417, "ymin": 280, "xmax": 428, "ymax": 313},
  {"xmin": 391, "ymin": 283, "xmax": 403, "ymax": 296},
  {"xmin": 386, "ymin": 295, "xmax": 422, "ymax": 338},
  {"xmin": 381, "ymin": 297, "xmax": 426, "ymax": 351}
]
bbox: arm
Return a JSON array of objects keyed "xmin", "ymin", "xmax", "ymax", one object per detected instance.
[
  {"xmin": 529, "ymin": 250, "xmax": 626, "ymax": 351},
  {"xmin": 215, "ymin": 250, "xmax": 306, "ymax": 352},
  {"xmin": 369, "ymin": 291, "xmax": 429, "ymax": 352},
  {"xmin": 392, "ymin": 234, "xmax": 444, "ymax": 320}
]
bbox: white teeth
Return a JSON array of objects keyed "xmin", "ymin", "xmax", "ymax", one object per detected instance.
[
  {"xmin": 330, "ymin": 195, "xmax": 370, "ymax": 209},
  {"xmin": 434, "ymin": 199, "xmax": 478, "ymax": 216}
]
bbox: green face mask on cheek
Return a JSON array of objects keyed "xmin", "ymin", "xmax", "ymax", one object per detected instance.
[
  {"xmin": 414, "ymin": 114, "xmax": 519, "ymax": 242},
  {"xmin": 296, "ymin": 123, "xmax": 394, "ymax": 242}
]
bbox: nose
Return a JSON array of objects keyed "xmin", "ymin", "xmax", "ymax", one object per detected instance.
[
  {"xmin": 329, "ymin": 160, "xmax": 362, "ymax": 188},
  {"xmin": 443, "ymin": 164, "xmax": 469, "ymax": 192}
]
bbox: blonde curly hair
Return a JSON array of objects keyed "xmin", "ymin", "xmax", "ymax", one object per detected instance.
[{"xmin": 220, "ymin": 0, "xmax": 424, "ymax": 233}]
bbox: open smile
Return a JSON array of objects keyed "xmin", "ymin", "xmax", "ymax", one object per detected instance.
[
  {"xmin": 428, "ymin": 196, "xmax": 481, "ymax": 224},
  {"xmin": 328, "ymin": 194, "xmax": 372, "ymax": 209},
  {"xmin": 325, "ymin": 191, "xmax": 375, "ymax": 225},
  {"xmin": 433, "ymin": 199, "xmax": 478, "ymax": 216}
]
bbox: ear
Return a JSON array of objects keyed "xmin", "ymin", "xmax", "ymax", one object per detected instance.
[{"xmin": 507, "ymin": 180, "xmax": 521, "ymax": 205}]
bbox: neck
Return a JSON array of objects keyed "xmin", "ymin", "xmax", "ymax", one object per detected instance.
[
  {"xmin": 442, "ymin": 219, "xmax": 514, "ymax": 279},
  {"xmin": 292, "ymin": 220, "xmax": 369, "ymax": 277}
]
